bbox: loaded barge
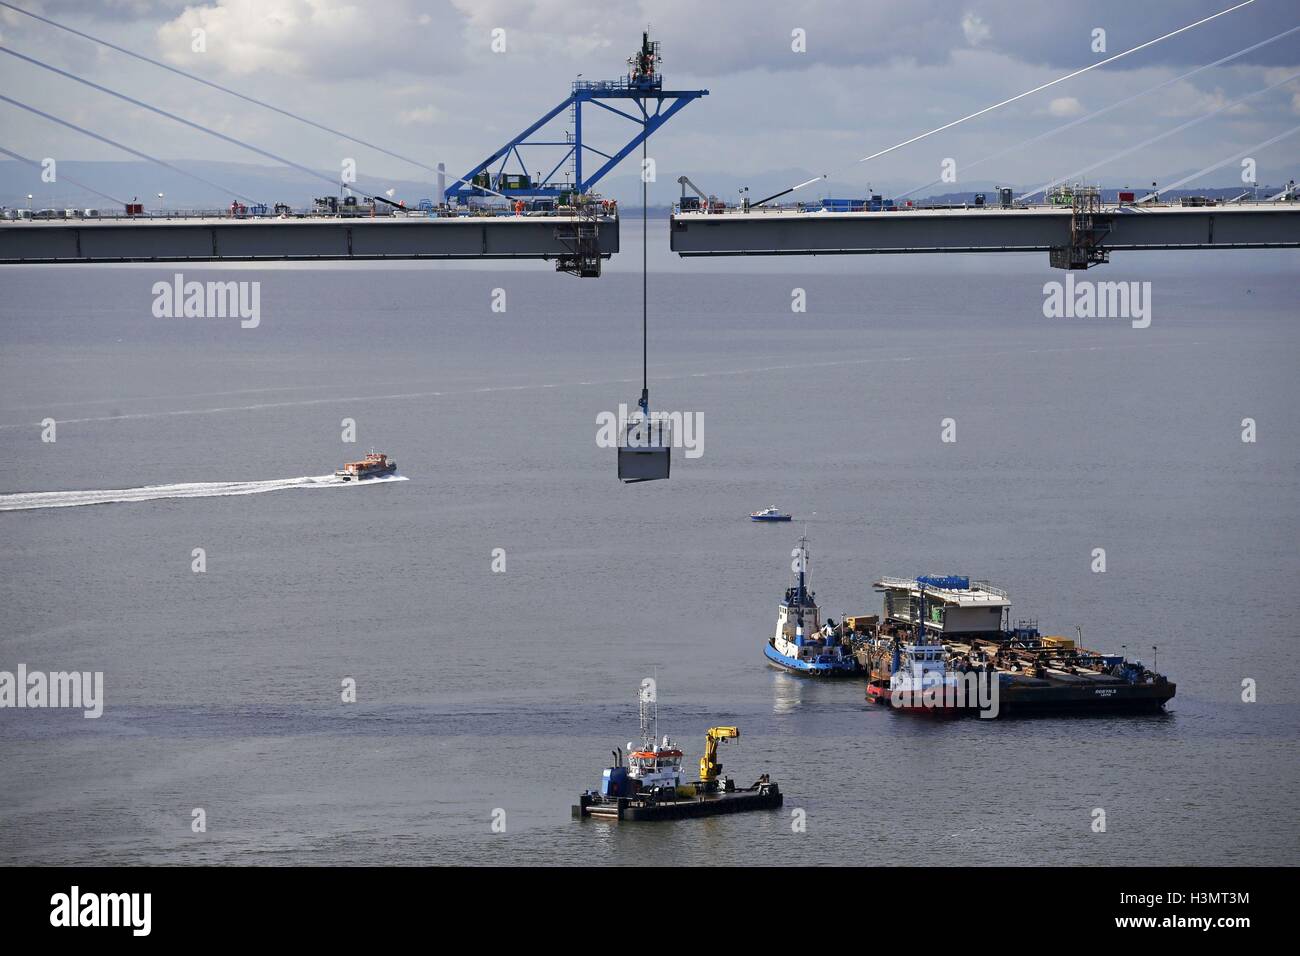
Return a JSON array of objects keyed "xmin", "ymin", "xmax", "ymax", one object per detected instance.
[
  {"xmin": 573, "ymin": 690, "xmax": 783, "ymax": 821},
  {"xmin": 849, "ymin": 576, "xmax": 1175, "ymax": 716}
]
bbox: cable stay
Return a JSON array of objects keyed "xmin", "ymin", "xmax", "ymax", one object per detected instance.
[
  {"xmin": 1135, "ymin": 124, "xmax": 1300, "ymax": 203},
  {"xmin": 617, "ymin": 33, "xmax": 673, "ymax": 484},
  {"xmin": 0, "ymin": 94, "xmax": 261, "ymax": 204},
  {"xmin": 0, "ymin": 2, "xmax": 432, "ymax": 173},
  {"xmin": 1019, "ymin": 70, "xmax": 1300, "ymax": 201},
  {"xmin": 0, "ymin": 143, "xmax": 128, "ymax": 206},
  {"xmin": 0, "ymin": 1, "xmax": 503, "ymax": 200},
  {"xmin": 0, "ymin": 45, "xmax": 404, "ymax": 203},
  {"xmin": 751, "ymin": 0, "xmax": 1258, "ymax": 206},
  {"xmin": 894, "ymin": 23, "xmax": 1300, "ymax": 203}
]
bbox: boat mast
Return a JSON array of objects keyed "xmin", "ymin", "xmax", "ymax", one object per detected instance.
[
  {"xmin": 916, "ymin": 582, "xmax": 927, "ymax": 642},
  {"xmin": 638, "ymin": 687, "xmax": 652, "ymax": 751},
  {"xmin": 638, "ymin": 669, "xmax": 658, "ymax": 750}
]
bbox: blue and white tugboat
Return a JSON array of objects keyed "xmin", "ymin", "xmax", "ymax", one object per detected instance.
[
  {"xmin": 750, "ymin": 506, "xmax": 792, "ymax": 522},
  {"xmin": 763, "ymin": 534, "xmax": 859, "ymax": 676}
]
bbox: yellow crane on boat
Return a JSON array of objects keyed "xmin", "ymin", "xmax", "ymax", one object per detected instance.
[{"xmin": 699, "ymin": 726, "xmax": 739, "ymax": 784}]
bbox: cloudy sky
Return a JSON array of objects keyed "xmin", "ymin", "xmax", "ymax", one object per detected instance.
[{"xmin": 1, "ymin": 0, "xmax": 1297, "ymax": 202}]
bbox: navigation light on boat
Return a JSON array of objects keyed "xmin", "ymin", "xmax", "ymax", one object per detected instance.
[{"xmin": 617, "ymin": 389, "xmax": 671, "ymax": 482}]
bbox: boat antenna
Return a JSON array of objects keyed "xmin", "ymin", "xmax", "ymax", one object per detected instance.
[
  {"xmin": 638, "ymin": 667, "xmax": 659, "ymax": 751},
  {"xmin": 916, "ymin": 581, "xmax": 927, "ymax": 643},
  {"xmin": 638, "ymin": 680, "xmax": 651, "ymax": 751},
  {"xmin": 653, "ymin": 665, "xmax": 658, "ymax": 744}
]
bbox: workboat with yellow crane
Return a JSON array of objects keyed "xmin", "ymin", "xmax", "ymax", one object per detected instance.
[{"xmin": 572, "ymin": 688, "xmax": 783, "ymax": 821}]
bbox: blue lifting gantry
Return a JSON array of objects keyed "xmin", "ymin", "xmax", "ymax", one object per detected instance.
[{"xmin": 444, "ymin": 33, "xmax": 708, "ymax": 206}]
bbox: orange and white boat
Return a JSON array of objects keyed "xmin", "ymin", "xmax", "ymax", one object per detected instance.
[{"xmin": 334, "ymin": 451, "xmax": 397, "ymax": 481}]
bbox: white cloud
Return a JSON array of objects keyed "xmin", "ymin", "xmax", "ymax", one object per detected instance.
[
  {"xmin": 396, "ymin": 105, "xmax": 443, "ymax": 126},
  {"xmin": 961, "ymin": 13, "xmax": 990, "ymax": 47},
  {"xmin": 1151, "ymin": 84, "xmax": 1260, "ymax": 119},
  {"xmin": 1047, "ymin": 96, "xmax": 1083, "ymax": 117},
  {"xmin": 155, "ymin": 0, "xmax": 465, "ymax": 79},
  {"xmin": 448, "ymin": 0, "xmax": 971, "ymax": 72}
]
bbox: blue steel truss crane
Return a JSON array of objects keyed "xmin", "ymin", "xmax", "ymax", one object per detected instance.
[{"xmin": 444, "ymin": 33, "xmax": 708, "ymax": 204}]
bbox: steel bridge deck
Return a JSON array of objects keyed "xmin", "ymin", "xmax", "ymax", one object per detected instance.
[
  {"xmin": 0, "ymin": 213, "xmax": 620, "ymax": 266},
  {"xmin": 669, "ymin": 202, "xmax": 1300, "ymax": 264}
]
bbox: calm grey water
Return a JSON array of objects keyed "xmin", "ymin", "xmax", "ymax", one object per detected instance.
[{"xmin": 2, "ymin": 227, "xmax": 1297, "ymax": 865}]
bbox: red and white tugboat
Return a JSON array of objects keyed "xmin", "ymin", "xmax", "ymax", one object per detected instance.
[
  {"xmin": 869, "ymin": 583, "xmax": 966, "ymax": 717},
  {"xmin": 335, "ymin": 451, "xmax": 397, "ymax": 481},
  {"xmin": 886, "ymin": 639, "xmax": 965, "ymax": 717}
]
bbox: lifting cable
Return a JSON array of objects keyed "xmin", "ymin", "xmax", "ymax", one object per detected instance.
[{"xmin": 640, "ymin": 117, "xmax": 649, "ymax": 420}]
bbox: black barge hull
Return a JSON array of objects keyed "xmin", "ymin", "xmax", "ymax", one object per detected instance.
[
  {"xmin": 572, "ymin": 785, "xmax": 783, "ymax": 821},
  {"xmin": 998, "ymin": 680, "xmax": 1176, "ymax": 715},
  {"xmin": 866, "ymin": 677, "xmax": 1176, "ymax": 716}
]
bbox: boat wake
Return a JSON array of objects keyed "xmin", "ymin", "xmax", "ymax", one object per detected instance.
[{"xmin": 0, "ymin": 473, "xmax": 407, "ymax": 512}]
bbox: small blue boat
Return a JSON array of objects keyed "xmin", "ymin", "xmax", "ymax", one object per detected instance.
[
  {"xmin": 763, "ymin": 534, "xmax": 859, "ymax": 676},
  {"xmin": 750, "ymin": 506, "xmax": 792, "ymax": 522}
]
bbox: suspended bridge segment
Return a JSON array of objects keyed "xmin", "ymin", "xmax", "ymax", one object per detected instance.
[
  {"xmin": 0, "ymin": 208, "xmax": 620, "ymax": 269},
  {"xmin": 669, "ymin": 195, "xmax": 1300, "ymax": 270}
]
